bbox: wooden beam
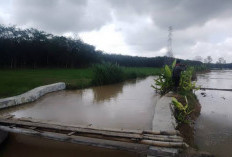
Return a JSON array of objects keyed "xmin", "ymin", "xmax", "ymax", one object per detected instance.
[
  {"xmin": 0, "ymin": 125, "xmax": 149, "ymax": 156},
  {"xmin": 0, "ymin": 118, "xmax": 187, "ymax": 149},
  {"xmin": 200, "ymin": 87, "xmax": 232, "ymax": 91},
  {"xmin": 0, "ymin": 118, "xmax": 142, "ymax": 140}
]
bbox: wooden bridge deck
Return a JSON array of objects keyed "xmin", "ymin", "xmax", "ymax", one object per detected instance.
[{"xmin": 0, "ymin": 115, "xmax": 187, "ymax": 156}]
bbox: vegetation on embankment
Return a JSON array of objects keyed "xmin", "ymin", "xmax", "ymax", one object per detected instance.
[
  {"xmin": 0, "ymin": 66, "xmax": 160, "ymax": 98},
  {"xmin": 172, "ymin": 91, "xmax": 201, "ymax": 147},
  {"xmin": 152, "ymin": 60, "xmax": 202, "ymax": 147}
]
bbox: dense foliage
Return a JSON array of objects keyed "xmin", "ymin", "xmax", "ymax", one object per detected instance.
[
  {"xmin": 152, "ymin": 61, "xmax": 200, "ymax": 95},
  {"xmin": 152, "ymin": 60, "xmax": 200, "ymax": 123},
  {"xmin": 151, "ymin": 64, "xmax": 174, "ymax": 95},
  {"xmin": 172, "ymin": 97, "xmax": 193, "ymax": 123},
  {"xmin": 92, "ymin": 63, "xmax": 161, "ymax": 86},
  {"xmin": 92, "ymin": 63, "xmax": 124, "ymax": 85},
  {"xmin": 179, "ymin": 67, "xmax": 199, "ymax": 92},
  {"xmin": 0, "ymin": 25, "xmax": 203, "ymax": 68},
  {"xmin": 207, "ymin": 63, "xmax": 232, "ymax": 69}
]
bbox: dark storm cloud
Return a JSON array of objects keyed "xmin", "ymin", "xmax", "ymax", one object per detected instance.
[
  {"xmin": 11, "ymin": 0, "xmax": 232, "ymax": 33},
  {"xmin": 3, "ymin": 0, "xmax": 232, "ymax": 61},
  {"xmin": 12, "ymin": 0, "xmax": 112, "ymax": 33},
  {"xmin": 107, "ymin": 0, "xmax": 232, "ymax": 29}
]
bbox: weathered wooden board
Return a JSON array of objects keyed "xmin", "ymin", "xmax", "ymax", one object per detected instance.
[
  {"xmin": 0, "ymin": 117, "xmax": 187, "ymax": 149},
  {"xmin": 200, "ymin": 87, "xmax": 232, "ymax": 91},
  {"xmin": 0, "ymin": 118, "xmax": 142, "ymax": 140},
  {"xmin": 0, "ymin": 126, "xmax": 149, "ymax": 156}
]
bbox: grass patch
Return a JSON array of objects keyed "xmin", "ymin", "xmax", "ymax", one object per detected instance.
[
  {"xmin": 92, "ymin": 63, "xmax": 124, "ymax": 85},
  {"xmin": 123, "ymin": 67, "xmax": 160, "ymax": 79},
  {"xmin": 0, "ymin": 68, "xmax": 93, "ymax": 98},
  {"xmin": 0, "ymin": 66, "xmax": 160, "ymax": 98}
]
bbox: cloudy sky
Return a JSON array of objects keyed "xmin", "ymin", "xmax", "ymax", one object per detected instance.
[{"xmin": 1, "ymin": 0, "xmax": 232, "ymax": 62}]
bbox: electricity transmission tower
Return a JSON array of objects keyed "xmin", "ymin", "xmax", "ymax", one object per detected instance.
[{"xmin": 166, "ymin": 26, "xmax": 174, "ymax": 58}]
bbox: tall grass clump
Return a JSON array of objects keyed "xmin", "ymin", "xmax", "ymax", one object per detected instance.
[{"xmin": 92, "ymin": 63, "xmax": 124, "ymax": 85}]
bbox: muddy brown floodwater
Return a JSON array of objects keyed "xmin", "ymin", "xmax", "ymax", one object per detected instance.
[
  {"xmin": 0, "ymin": 76, "xmax": 158, "ymax": 157},
  {"xmin": 195, "ymin": 70, "xmax": 232, "ymax": 157}
]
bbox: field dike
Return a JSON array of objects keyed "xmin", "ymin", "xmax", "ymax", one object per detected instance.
[{"xmin": 0, "ymin": 82, "xmax": 66, "ymax": 109}]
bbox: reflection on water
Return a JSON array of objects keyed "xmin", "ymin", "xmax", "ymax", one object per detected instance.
[
  {"xmin": 0, "ymin": 76, "xmax": 158, "ymax": 130},
  {"xmin": 0, "ymin": 133, "xmax": 138, "ymax": 157},
  {"xmin": 195, "ymin": 70, "xmax": 232, "ymax": 157},
  {"xmin": 92, "ymin": 83, "xmax": 123, "ymax": 102},
  {"xmin": 0, "ymin": 77, "xmax": 157, "ymax": 157}
]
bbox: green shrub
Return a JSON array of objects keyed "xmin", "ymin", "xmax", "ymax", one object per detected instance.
[
  {"xmin": 172, "ymin": 96, "xmax": 193, "ymax": 123},
  {"xmin": 151, "ymin": 65, "xmax": 173, "ymax": 95},
  {"xmin": 179, "ymin": 67, "xmax": 200, "ymax": 92},
  {"xmin": 152, "ymin": 60, "xmax": 200, "ymax": 94},
  {"xmin": 151, "ymin": 60, "xmax": 176, "ymax": 95},
  {"xmin": 92, "ymin": 63, "xmax": 124, "ymax": 85}
]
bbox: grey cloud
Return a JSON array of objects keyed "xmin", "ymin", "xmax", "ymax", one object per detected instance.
[
  {"xmin": 12, "ymin": 0, "xmax": 112, "ymax": 34},
  {"xmin": 2, "ymin": 0, "xmax": 232, "ymax": 60},
  {"xmin": 107, "ymin": 0, "xmax": 232, "ymax": 29}
]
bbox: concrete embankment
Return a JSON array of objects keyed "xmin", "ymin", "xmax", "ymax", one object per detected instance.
[
  {"xmin": 0, "ymin": 82, "xmax": 66, "ymax": 109},
  {"xmin": 148, "ymin": 94, "xmax": 180, "ymax": 157}
]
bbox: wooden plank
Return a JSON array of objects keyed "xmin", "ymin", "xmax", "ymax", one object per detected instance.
[
  {"xmin": 0, "ymin": 118, "xmax": 187, "ymax": 149},
  {"xmin": 0, "ymin": 118, "xmax": 142, "ymax": 140},
  {"xmin": 143, "ymin": 134, "xmax": 183, "ymax": 140},
  {"xmin": 0, "ymin": 126, "xmax": 149, "ymax": 156},
  {"xmin": 67, "ymin": 131, "xmax": 76, "ymax": 136},
  {"xmin": 141, "ymin": 140, "xmax": 188, "ymax": 148},
  {"xmin": 143, "ymin": 130, "xmax": 180, "ymax": 136},
  {"xmin": 17, "ymin": 117, "xmax": 143, "ymax": 135},
  {"xmin": 200, "ymin": 87, "xmax": 232, "ymax": 91},
  {"xmin": 143, "ymin": 135, "xmax": 183, "ymax": 142},
  {"xmin": 1, "ymin": 114, "xmax": 15, "ymax": 119}
]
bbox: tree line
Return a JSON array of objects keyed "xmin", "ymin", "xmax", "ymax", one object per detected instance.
[{"xmin": 0, "ymin": 25, "xmax": 202, "ymax": 69}]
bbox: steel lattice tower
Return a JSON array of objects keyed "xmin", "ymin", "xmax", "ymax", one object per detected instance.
[{"xmin": 166, "ymin": 26, "xmax": 173, "ymax": 57}]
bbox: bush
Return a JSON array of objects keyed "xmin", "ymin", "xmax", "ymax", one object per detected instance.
[
  {"xmin": 151, "ymin": 60, "xmax": 176, "ymax": 95},
  {"xmin": 172, "ymin": 96, "xmax": 193, "ymax": 123},
  {"xmin": 152, "ymin": 60, "xmax": 200, "ymax": 95},
  {"xmin": 179, "ymin": 67, "xmax": 200, "ymax": 92},
  {"xmin": 92, "ymin": 63, "xmax": 124, "ymax": 85}
]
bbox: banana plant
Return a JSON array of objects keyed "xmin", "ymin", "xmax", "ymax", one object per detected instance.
[
  {"xmin": 172, "ymin": 96, "xmax": 193, "ymax": 123},
  {"xmin": 179, "ymin": 67, "xmax": 200, "ymax": 92},
  {"xmin": 151, "ymin": 65, "xmax": 173, "ymax": 95},
  {"xmin": 151, "ymin": 60, "xmax": 175, "ymax": 95}
]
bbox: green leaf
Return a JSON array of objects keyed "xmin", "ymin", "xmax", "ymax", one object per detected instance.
[{"xmin": 172, "ymin": 59, "xmax": 176, "ymax": 70}]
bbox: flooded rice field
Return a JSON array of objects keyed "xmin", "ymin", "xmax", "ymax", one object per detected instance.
[
  {"xmin": 0, "ymin": 76, "xmax": 158, "ymax": 130},
  {"xmin": 0, "ymin": 76, "xmax": 158, "ymax": 157},
  {"xmin": 195, "ymin": 70, "xmax": 232, "ymax": 157}
]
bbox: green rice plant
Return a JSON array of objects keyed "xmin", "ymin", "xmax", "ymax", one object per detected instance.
[{"xmin": 172, "ymin": 96, "xmax": 193, "ymax": 123}]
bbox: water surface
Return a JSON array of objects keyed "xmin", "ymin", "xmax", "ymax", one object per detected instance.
[
  {"xmin": 0, "ymin": 76, "xmax": 158, "ymax": 130},
  {"xmin": 195, "ymin": 70, "xmax": 232, "ymax": 157},
  {"xmin": 0, "ymin": 76, "xmax": 158, "ymax": 157}
]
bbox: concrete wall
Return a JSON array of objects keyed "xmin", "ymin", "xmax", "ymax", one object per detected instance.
[
  {"xmin": 152, "ymin": 95, "xmax": 177, "ymax": 132},
  {"xmin": 148, "ymin": 94, "xmax": 178, "ymax": 157},
  {"xmin": 0, "ymin": 82, "xmax": 66, "ymax": 109}
]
